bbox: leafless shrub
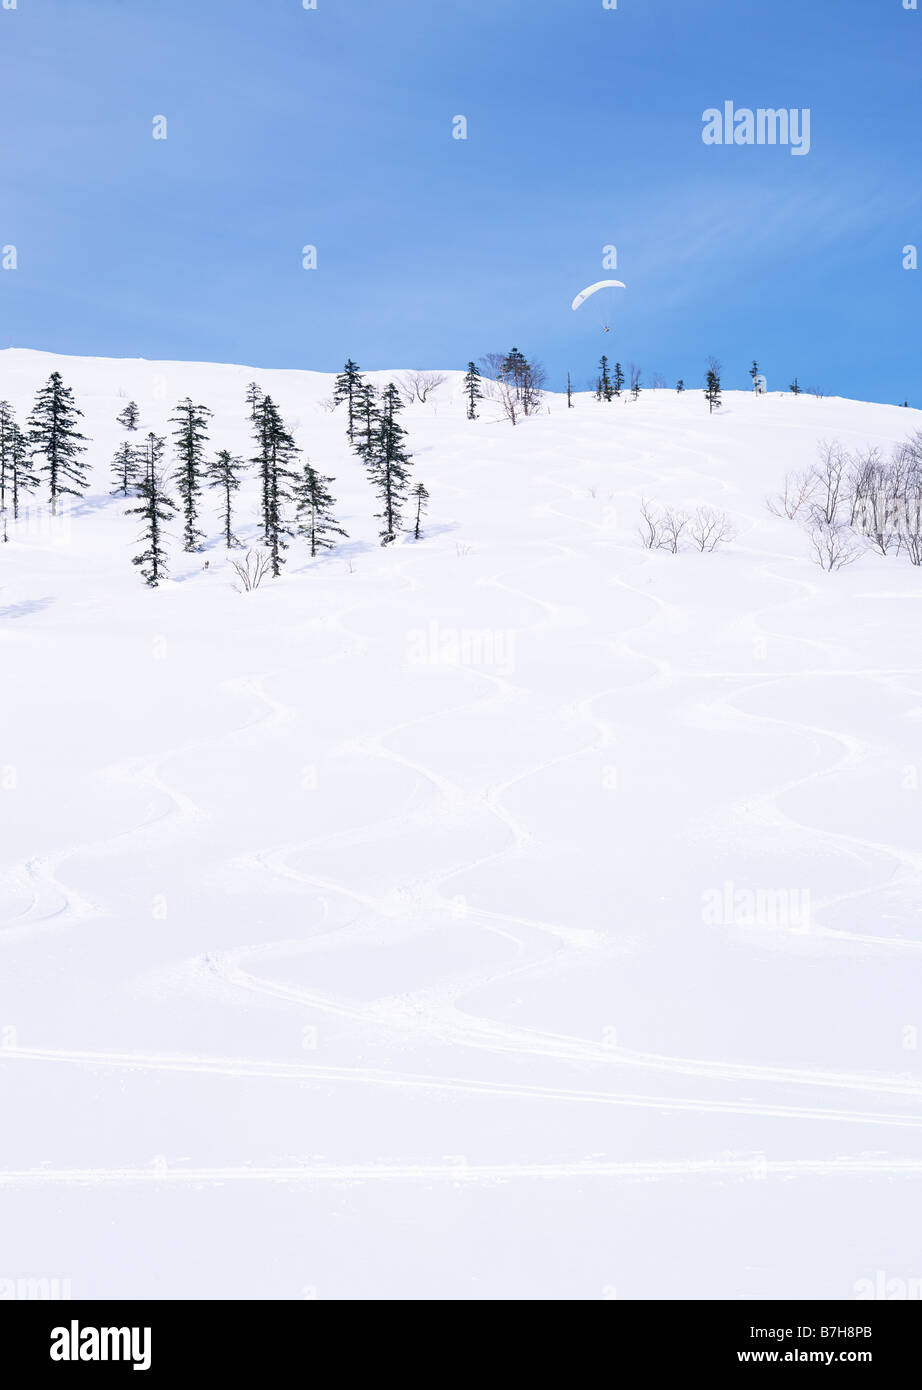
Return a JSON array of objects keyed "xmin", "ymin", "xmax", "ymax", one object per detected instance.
[
  {"xmin": 318, "ymin": 395, "xmax": 337, "ymax": 413},
  {"xmin": 767, "ymin": 469, "xmax": 818, "ymax": 519},
  {"xmin": 808, "ymin": 522, "xmax": 861, "ymax": 571},
  {"xmin": 231, "ymin": 548, "xmax": 272, "ymax": 591},
  {"xmin": 894, "ymin": 492, "xmax": 922, "ymax": 564},
  {"xmin": 659, "ymin": 506, "xmax": 689, "ymax": 553},
  {"xmin": 812, "ymin": 439, "xmax": 849, "ymax": 525},
  {"xmin": 690, "ymin": 506, "xmax": 735, "ymax": 552},
  {"xmin": 849, "ymin": 446, "xmax": 901, "ymax": 553},
  {"xmin": 806, "ymin": 386, "xmax": 826, "ymax": 398},
  {"xmin": 638, "ymin": 498, "xmax": 664, "ymax": 549},
  {"xmin": 399, "ymin": 371, "xmax": 447, "ymax": 404},
  {"xmin": 651, "ymin": 372, "xmax": 666, "ymax": 390},
  {"xmin": 456, "ymin": 541, "xmax": 474, "ymax": 558}
]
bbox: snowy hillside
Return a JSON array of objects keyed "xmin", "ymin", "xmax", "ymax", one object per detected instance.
[{"xmin": 2, "ymin": 347, "xmax": 922, "ymax": 1300}]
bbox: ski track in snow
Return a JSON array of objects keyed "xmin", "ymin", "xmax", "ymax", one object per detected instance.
[{"xmin": 3, "ymin": 382, "xmax": 922, "ymax": 1204}]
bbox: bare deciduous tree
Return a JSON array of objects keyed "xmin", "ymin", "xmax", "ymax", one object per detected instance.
[
  {"xmin": 399, "ymin": 371, "xmax": 448, "ymax": 405},
  {"xmin": 812, "ymin": 439, "xmax": 849, "ymax": 525},
  {"xmin": 231, "ymin": 548, "xmax": 272, "ymax": 592},
  {"xmin": 690, "ymin": 506, "xmax": 735, "ymax": 552},
  {"xmin": 659, "ymin": 506, "xmax": 689, "ymax": 553},
  {"xmin": 766, "ymin": 469, "xmax": 818, "ymax": 519},
  {"xmin": 808, "ymin": 522, "xmax": 860, "ymax": 571},
  {"xmin": 638, "ymin": 498, "xmax": 664, "ymax": 549}
]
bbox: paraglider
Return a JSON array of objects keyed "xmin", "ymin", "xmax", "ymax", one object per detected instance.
[{"xmin": 571, "ymin": 279, "xmax": 626, "ymax": 333}]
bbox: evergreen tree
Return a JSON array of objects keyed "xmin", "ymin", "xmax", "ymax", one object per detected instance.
[
  {"xmin": 292, "ymin": 461, "xmax": 348, "ymax": 557},
  {"xmin": 749, "ymin": 360, "xmax": 760, "ymax": 390},
  {"xmin": 704, "ymin": 366, "xmax": 722, "ymax": 414},
  {"xmin": 790, "ymin": 376, "xmax": 801, "ymax": 395},
  {"xmin": 1, "ymin": 422, "xmax": 38, "ymax": 539},
  {"xmin": 676, "ymin": 379, "xmax": 685, "ymax": 393},
  {"xmin": 352, "ymin": 381, "xmax": 381, "ymax": 467},
  {"xmin": 126, "ymin": 434, "xmax": 178, "ymax": 587},
  {"xmin": 208, "ymin": 449, "xmax": 247, "ymax": 549},
  {"xmin": 463, "ymin": 361, "xmax": 482, "ymax": 420},
  {"xmin": 598, "ymin": 355, "xmax": 613, "ymax": 402},
  {"xmin": 567, "ymin": 372, "xmax": 574, "ymax": 409},
  {"xmin": 500, "ymin": 346, "xmax": 544, "ymax": 416},
  {"xmin": 170, "ymin": 397, "xmax": 212, "ymax": 552},
  {"xmin": 368, "ymin": 383, "xmax": 413, "ymax": 545},
  {"xmin": 0, "ymin": 401, "xmax": 16, "ymax": 517},
  {"xmin": 613, "ymin": 362, "xmax": 625, "ymax": 397},
  {"xmin": 251, "ymin": 395, "xmax": 300, "ymax": 576},
  {"xmin": 11, "ymin": 424, "xmax": 36, "ymax": 518},
  {"xmin": 333, "ymin": 360, "xmax": 365, "ymax": 442},
  {"xmin": 27, "ymin": 372, "xmax": 89, "ymax": 514},
  {"xmin": 411, "ymin": 481, "xmax": 429, "ymax": 540},
  {"xmin": 246, "ymin": 382, "xmax": 264, "ymax": 425},
  {"xmin": 110, "ymin": 441, "xmax": 142, "ymax": 497},
  {"xmin": 112, "ymin": 393, "xmax": 142, "ymax": 496},
  {"xmin": 117, "ymin": 401, "xmax": 140, "ymax": 432}
]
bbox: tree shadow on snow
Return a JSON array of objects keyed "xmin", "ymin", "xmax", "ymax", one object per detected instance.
[{"xmin": 0, "ymin": 596, "xmax": 55, "ymax": 620}]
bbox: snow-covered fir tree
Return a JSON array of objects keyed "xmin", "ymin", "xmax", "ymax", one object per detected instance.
[
  {"xmin": 110, "ymin": 441, "xmax": 142, "ymax": 497},
  {"xmin": 208, "ymin": 449, "xmax": 247, "ymax": 550},
  {"xmin": 251, "ymin": 394, "xmax": 300, "ymax": 577},
  {"xmin": 0, "ymin": 401, "xmax": 17, "ymax": 518},
  {"xmin": 597, "ymin": 355, "xmax": 613, "ymax": 402},
  {"xmin": 464, "ymin": 361, "xmax": 482, "ymax": 420},
  {"xmin": 613, "ymin": 362, "xmax": 625, "ymax": 397},
  {"xmin": 170, "ymin": 397, "xmax": 212, "ymax": 552},
  {"xmin": 352, "ymin": 381, "xmax": 380, "ymax": 467},
  {"xmin": 116, "ymin": 401, "xmax": 140, "ymax": 432},
  {"xmin": 292, "ymin": 461, "xmax": 348, "ymax": 557},
  {"xmin": 334, "ymin": 360, "xmax": 365, "ymax": 443},
  {"xmin": 410, "ymin": 481, "xmax": 429, "ymax": 540},
  {"xmin": 10, "ymin": 424, "xmax": 36, "ymax": 521},
  {"xmin": 367, "ymin": 383, "xmax": 413, "ymax": 546},
  {"xmin": 126, "ymin": 433, "xmax": 178, "ymax": 587},
  {"xmin": 246, "ymin": 382, "xmax": 264, "ymax": 425},
  {"xmin": 1, "ymin": 413, "xmax": 38, "ymax": 539},
  {"xmin": 27, "ymin": 372, "xmax": 89, "ymax": 514},
  {"xmin": 705, "ymin": 365, "xmax": 722, "ymax": 414}
]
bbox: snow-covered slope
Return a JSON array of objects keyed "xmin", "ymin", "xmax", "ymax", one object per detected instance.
[{"xmin": 2, "ymin": 348, "xmax": 921, "ymax": 1300}]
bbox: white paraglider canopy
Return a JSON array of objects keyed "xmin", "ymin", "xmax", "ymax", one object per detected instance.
[{"xmin": 571, "ymin": 279, "xmax": 626, "ymax": 312}]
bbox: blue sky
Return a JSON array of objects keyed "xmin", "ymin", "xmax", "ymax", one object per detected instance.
[{"xmin": 1, "ymin": 0, "xmax": 920, "ymax": 401}]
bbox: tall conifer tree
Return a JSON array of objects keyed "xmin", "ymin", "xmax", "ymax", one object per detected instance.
[
  {"xmin": 411, "ymin": 481, "xmax": 429, "ymax": 540},
  {"xmin": 170, "ymin": 397, "xmax": 212, "ymax": 552},
  {"xmin": 293, "ymin": 462, "xmax": 348, "ymax": 557},
  {"xmin": 27, "ymin": 372, "xmax": 88, "ymax": 514},
  {"xmin": 127, "ymin": 433, "xmax": 178, "ymax": 586},
  {"xmin": 251, "ymin": 395, "xmax": 299, "ymax": 576},
  {"xmin": 464, "ymin": 362, "xmax": 482, "ymax": 420},
  {"xmin": 333, "ymin": 360, "xmax": 365, "ymax": 442},
  {"xmin": 367, "ymin": 383, "xmax": 413, "ymax": 546},
  {"xmin": 208, "ymin": 449, "xmax": 247, "ymax": 549}
]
